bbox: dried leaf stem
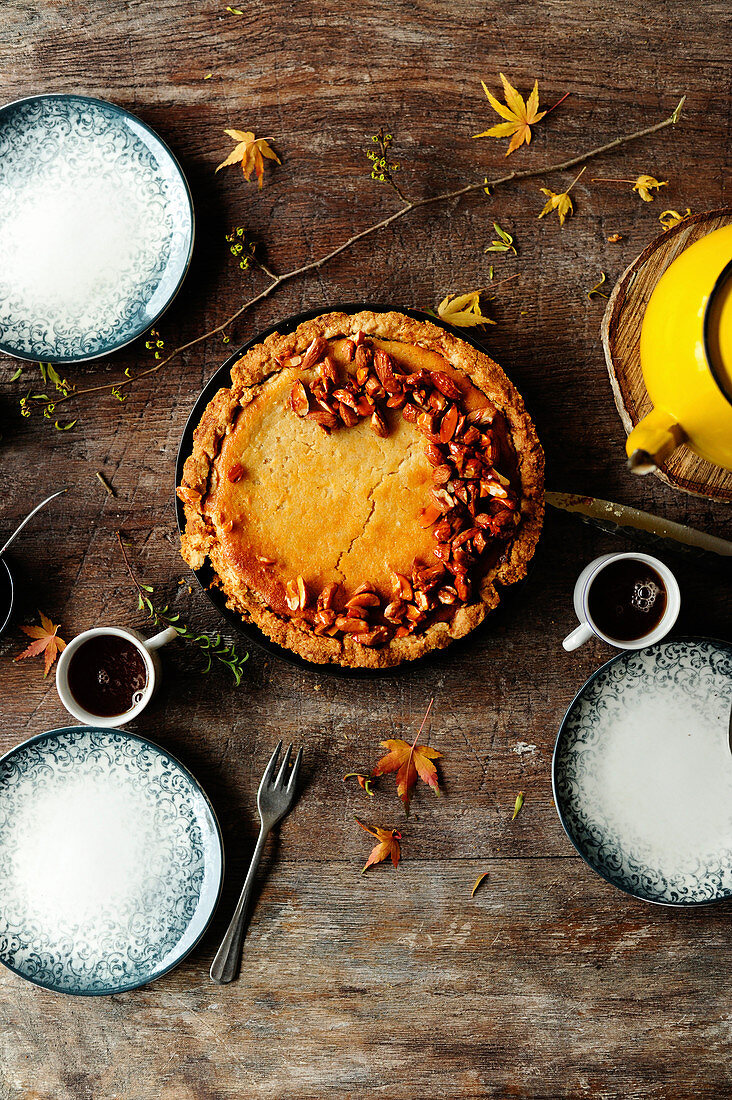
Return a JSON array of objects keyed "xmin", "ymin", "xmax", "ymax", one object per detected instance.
[{"xmin": 46, "ymin": 98, "xmax": 685, "ymax": 412}]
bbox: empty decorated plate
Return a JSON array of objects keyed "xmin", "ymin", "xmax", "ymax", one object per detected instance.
[
  {"xmin": 553, "ymin": 638, "xmax": 732, "ymax": 906},
  {"xmin": 0, "ymin": 94, "xmax": 194, "ymax": 362},
  {"xmin": 0, "ymin": 727, "xmax": 223, "ymax": 994}
]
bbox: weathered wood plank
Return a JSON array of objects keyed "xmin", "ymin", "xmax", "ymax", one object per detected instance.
[
  {"xmin": 2, "ymin": 861, "xmax": 732, "ymax": 1099},
  {"xmin": 0, "ymin": 0, "xmax": 730, "ymax": 1096}
]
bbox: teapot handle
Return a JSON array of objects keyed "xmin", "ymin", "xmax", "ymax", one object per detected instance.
[{"xmin": 626, "ymin": 407, "xmax": 686, "ymax": 474}]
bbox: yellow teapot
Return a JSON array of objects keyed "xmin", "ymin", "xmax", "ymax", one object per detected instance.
[{"xmin": 627, "ymin": 224, "xmax": 732, "ymax": 473}]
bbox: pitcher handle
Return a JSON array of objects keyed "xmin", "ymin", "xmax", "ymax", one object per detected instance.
[
  {"xmin": 562, "ymin": 622, "xmax": 594, "ymax": 652},
  {"xmin": 143, "ymin": 626, "xmax": 179, "ymax": 652}
]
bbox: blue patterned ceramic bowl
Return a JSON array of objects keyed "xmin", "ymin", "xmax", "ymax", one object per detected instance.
[
  {"xmin": 0, "ymin": 94, "xmax": 194, "ymax": 363},
  {"xmin": 553, "ymin": 639, "xmax": 732, "ymax": 906},
  {"xmin": 0, "ymin": 727, "xmax": 223, "ymax": 994}
]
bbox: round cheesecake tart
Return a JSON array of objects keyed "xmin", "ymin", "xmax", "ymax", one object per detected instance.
[{"xmin": 177, "ymin": 310, "xmax": 544, "ymax": 668}]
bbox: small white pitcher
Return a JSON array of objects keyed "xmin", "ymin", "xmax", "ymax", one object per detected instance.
[
  {"xmin": 562, "ymin": 552, "xmax": 681, "ymax": 652},
  {"xmin": 56, "ymin": 625, "xmax": 178, "ymax": 727}
]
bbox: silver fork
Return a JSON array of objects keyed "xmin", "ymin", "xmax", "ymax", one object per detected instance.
[{"xmin": 210, "ymin": 741, "xmax": 303, "ymax": 984}]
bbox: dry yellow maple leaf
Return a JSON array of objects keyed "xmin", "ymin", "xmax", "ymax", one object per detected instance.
[
  {"xmin": 659, "ymin": 207, "xmax": 692, "ymax": 230},
  {"xmin": 538, "ymin": 166, "xmax": 585, "ymax": 226},
  {"xmin": 15, "ymin": 611, "xmax": 66, "ymax": 676},
  {"xmin": 592, "ymin": 173, "xmax": 668, "ymax": 203},
  {"xmin": 355, "ymin": 817, "xmax": 401, "ymax": 872},
  {"xmin": 633, "ymin": 174, "xmax": 668, "ymax": 202},
  {"xmin": 437, "ymin": 290, "xmax": 495, "ymax": 328},
  {"xmin": 473, "ymin": 73, "xmax": 546, "ymax": 156},
  {"xmin": 216, "ymin": 129, "xmax": 281, "ymax": 188}
]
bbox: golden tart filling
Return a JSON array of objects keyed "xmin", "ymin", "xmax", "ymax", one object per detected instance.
[{"xmin": 177, "ymin": 310, "xmax": 544, "ymax": 668}]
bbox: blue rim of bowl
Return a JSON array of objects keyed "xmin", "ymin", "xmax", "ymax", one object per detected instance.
[
  {"xmin": 174, "ymin": 301, "xmax": 542, "ymax": 678},
  {"xmin": 0, "ymin": 725, "xmax": 224, "ymax": 995},
  {"xmin": 551, "ymin": 635, "xmax": 732, "ymax": 908},
  {"xmin": 0, "ymin": 558, "xmax": 13, "ymax": 636},
  {"xmin": 0, "ymin": 93, "xmax": 195, "ymax": 365}
]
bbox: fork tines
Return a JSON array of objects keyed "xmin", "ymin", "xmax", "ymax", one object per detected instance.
[{"xmin": 262, "ymin": 741, "xmax": 303, "ymax": 792}]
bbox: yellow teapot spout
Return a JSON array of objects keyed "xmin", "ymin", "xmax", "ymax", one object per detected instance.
[{"xmin": 626, "ymin": 408, "xmax": 687, "ymax": 474}]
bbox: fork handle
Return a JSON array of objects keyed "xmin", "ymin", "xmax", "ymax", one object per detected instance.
[{"xmin": 210, "ymin": 824, "xmax": 269, "ymax": 984}]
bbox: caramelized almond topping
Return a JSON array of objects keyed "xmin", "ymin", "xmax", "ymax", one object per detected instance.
[
  {"xmin": 227, "ymin": 463, "xmax": 245, "ymax": 483},
  {"xmin": 278, "ymin": 333, "xmax": 520, "ymax": 646},
  {"xmin": 431, "ymin": 371, "xmax": 461, "ymax": 400},
  {"xmin": 301, "ymin": 336, "xmax": 329, "ymax": 370},
  {"xmin": 289, "ymin": 381, "xmax": 309, "ymax": 416},
  {"xmin": 176, "ymin": 485, "xmax": 202, "ymax": 506}
]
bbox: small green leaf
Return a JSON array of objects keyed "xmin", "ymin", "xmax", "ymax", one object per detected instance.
[
  {"xmin": 512, "ymin": 791, "xmax": 525, "ymax": 820},
  {"xmin": 54, "ymin": 419, "xmax": 77, "ymax": 431},
  {"xmin": 10, "ymin": 366, "xmax": 23, "ymax": 381},
  {"xmin": 484, "ymin": 222, "xmax": 517, "ymax": 255}
]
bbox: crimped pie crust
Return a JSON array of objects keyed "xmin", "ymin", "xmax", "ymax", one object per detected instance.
[{"xmin": 178, "ymin": 309, "xmax": 544, "ymax": 668}]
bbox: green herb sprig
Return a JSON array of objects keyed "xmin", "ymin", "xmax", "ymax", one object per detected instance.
[
  {"xmin": 19, "ymin": 362, "xmax": 77, "ymax": 429},
  {"xmin": 117, "ymin": 533, "xmax": 249, "ymax": 685},
  {"xmin": 366, "ymin": 128, "xmax": 408, "ymax": 202},
  {"xmin": 484, "ymin": 222, "xmax": 517, "ymax": 255}
]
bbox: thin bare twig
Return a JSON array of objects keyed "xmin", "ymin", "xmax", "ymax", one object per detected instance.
[
  {"xmin": 116, "ymin": 531, "xmax": 144, "ymax": 600},
  {"xmin": 45, "ymin": 98, "xmax": 685, "ymax": 412},
  {"xmin": 95, "ymin": 471, "xmax": 115, "ymax": 496}
]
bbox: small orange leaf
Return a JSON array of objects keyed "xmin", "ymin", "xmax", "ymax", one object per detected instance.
[
  {"xmin": 16, "ymin": 612, "xmax": 67, "ymax": 677},
  {"xmin": 344, "ymin": 772, "xmax": 375, "ymax": 797},
  {"xmin": 371, "ymin": 698, "xmax": 442, "ymax": 815},
  {"xmin": 216, "ymin": 129, "xmax": 281, "ymax": 188},
  {"xmin": 355, "ymin": 817, "xmax": 401, "ymax": 872}
]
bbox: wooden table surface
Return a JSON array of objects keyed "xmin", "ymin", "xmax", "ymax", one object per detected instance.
[{"xmin": 1, "ymin": 2, "xmax": 731, "ymax": 1097}]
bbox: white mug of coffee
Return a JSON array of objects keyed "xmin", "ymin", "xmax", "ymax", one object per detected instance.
[
  {"xmin": 56, "ymin": 625, "xmax": 178, "ymax": 727},
  {"xmin": 562, "ymin": 551, "xmax": 680, "ymax": 652}
]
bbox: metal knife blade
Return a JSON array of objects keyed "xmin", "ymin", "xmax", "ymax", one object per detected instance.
[{"xmin": 546, "ymin": 491, "xmax": 732, "ymax": 561}]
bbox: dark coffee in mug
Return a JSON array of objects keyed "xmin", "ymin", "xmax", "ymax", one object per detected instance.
[
  {"xmin": 587, "ymin": 558, "xmax": 667, "ymax": 642},
  {"xmin": 67, "ymin": 633, "xmax": 148, "ymax": 717}
]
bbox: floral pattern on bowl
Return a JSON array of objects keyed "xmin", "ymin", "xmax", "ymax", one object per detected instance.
[
  {"xmin": 553, "ymin": 639, "xmax": 732, "ymax": 905},
  {"xmin": 0, "ymin": 727, "xmax": 222, "ymax": 994},
  {"xmin": 0, "ymin": 94, "xmax": 194, "ymax": 362}
]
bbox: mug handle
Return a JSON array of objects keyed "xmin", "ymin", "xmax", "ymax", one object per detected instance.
[
  {"xmin": 562, "ymin": 622, "xmax": 594, "ymax": 652},
  {"xmin": 143, "ymin": 626, "xmax": 179, "ymax": 651}
]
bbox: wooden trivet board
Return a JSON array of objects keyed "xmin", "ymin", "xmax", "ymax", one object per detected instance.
[{"xmin": 601, "ymin": 208, "xmax": 732, "ymax": 503}]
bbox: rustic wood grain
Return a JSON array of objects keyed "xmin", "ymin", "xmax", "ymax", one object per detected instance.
[
  {"xmin": 0, "ymin": 1, "xmax": 731, "ymax": 1097},
  {"xmin": 602, "ymin": 209, "xmax": 732, "ymax": 501}
]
